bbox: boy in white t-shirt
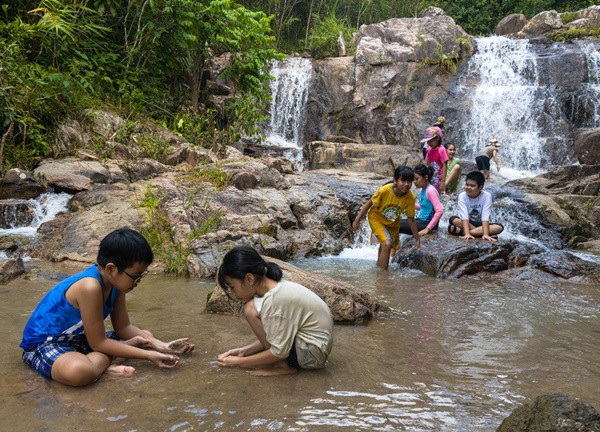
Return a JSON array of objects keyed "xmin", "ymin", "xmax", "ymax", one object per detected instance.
[{"xmin": 448, "ymin": 171, "xmax": 504, "ymax": 242}]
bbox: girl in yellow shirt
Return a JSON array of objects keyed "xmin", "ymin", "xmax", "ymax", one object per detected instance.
[{"xmin": 352, "ymin": 166, "xmax": 420, "ymax": 270}]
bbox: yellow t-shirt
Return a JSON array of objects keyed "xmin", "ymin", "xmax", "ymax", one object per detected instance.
[{"xmin": 368, "ymin": 183, "xmax": 416, "ymax": 229}]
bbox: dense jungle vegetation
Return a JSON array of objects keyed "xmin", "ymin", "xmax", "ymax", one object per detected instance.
[{"xmin": 0, "ymin": 0, "xmax": 595, "ymax": 173}]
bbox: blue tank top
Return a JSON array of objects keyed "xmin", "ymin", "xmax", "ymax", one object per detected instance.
[
  {"xmin": 418, "ymin": 185, "xmax": 435, "ymax": 222},
  {"xmin": 20, "ymin": 265, "xmax": 119, "ymax": 351}
]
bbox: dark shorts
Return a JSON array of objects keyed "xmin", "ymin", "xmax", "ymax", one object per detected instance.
[
  {"xmin": 449, "ymin": 216, "xmax": 504, "ymax": 230},
  {"xmin": 399, "ymin": 218, "xmax": 438, "ymax": 235},
  {"xmin": 22, "ymin": 331, "xmax": 119, "ymax": 379},
  {"xmin": 286, "ymin": 341, "xmax": 301, "ymax": 369},
  {"xmin": 475, "ymin": 155, "xmax": 490, "ymax": 171}
]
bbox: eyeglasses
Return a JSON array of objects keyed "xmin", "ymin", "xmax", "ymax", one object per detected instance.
[{"xmin": 123, "ymin": 270, "xmax": 149, "ymax": 283}]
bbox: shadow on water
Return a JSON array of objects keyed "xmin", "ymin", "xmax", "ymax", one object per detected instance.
[{"xmin": 2, "ymin": 259, "xmax": 598, "ymax": 431}]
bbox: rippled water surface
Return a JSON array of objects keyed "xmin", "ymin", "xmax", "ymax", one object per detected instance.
[{"xmin": 1, "ymin": 259, "xmax": 598, "ymax": 431}]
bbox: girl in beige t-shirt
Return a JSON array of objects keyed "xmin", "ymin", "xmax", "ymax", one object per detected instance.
[{"xmin": 216, "ymin": 246, "xmax": 333, "ymax": 376}]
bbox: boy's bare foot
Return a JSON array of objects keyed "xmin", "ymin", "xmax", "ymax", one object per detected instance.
[
  {"xmin": 106, "ymin": 365, "xmax": 136, "ymax": 377},
  {"xmin": 246, "ymin": 361, "xmax": 298, "ymax": 377}
]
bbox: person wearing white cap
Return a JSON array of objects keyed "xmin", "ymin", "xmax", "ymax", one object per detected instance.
[{"xmin": 475, "ymin": 139, "xmax": 501, "ymax": 180}]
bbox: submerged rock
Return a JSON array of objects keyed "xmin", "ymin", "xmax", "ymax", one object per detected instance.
[
  {"xmin": 496, "ymin": 393, "xmax": 600, "ymax": 432},
  {"xmin": 205, "ymin": 257, "xmax": 381, "ymax": 323},
  {"xmin": 0, "ymin": 258, "xmax": 25, "ymax": 284}
]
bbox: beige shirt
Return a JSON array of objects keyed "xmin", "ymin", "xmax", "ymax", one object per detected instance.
[
  {"xmin": 478, "ymin": 145, "xmax": 498, "ymax": 159},
  {"xmin": 254, "ymin": 280, "xmax": 333, "ymax": 369}
]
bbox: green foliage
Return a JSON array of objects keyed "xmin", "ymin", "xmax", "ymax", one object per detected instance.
[
  {"xmin": 189, "ymin": 211, "xmax": 224, "ymax": 239},
  {"xmin": 186, "ymin": 166, "xmax": 232, "ymax": 189},
  {"xmin": 138, "ymin": 186, "xmax": 190, "ymax": 276},
  {"xmin": 561, "ymin": 11, "xmax": 580, "ymax": 24},
  {"xmin": 1, "ymin": 0, "xmax": 282, "ymax": 172},
  {"xmin": 308, "ymin": 14, "xmax": 354, "ymax": 59},
  {"xmin": 551, "ymin": 25, "xmax": 600, "ymax": 41}
]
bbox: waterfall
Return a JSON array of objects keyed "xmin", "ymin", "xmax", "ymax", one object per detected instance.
[
  {"xmin": 264, "ymin": 57, "xmax": 313, "ymax": 168},
  {"xmin": 571, "ymin": 40, "xmax": 600, "ymax": 128},
  {"xmin": 0, "ymin": 192, "xmax": 71, "ymax": 237},
  {"xmin": 454, "ymin": 36, "xmax": 577, "ymax": 177}
]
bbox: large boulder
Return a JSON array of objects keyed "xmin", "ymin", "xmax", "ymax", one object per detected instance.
[
  {"xmin": 574, "ymin": 128, "xmax": 600, "ymax": 164},
  {"xmin": 164, "ymin": 143, "xmax": 217, "ymax": 166},
  {"xmin": 305, "ymin": 141, "xmax": 421, "ymax": 175},
  {"xmin": 33, "ymin": 158, "xmax": 112, "ymax": 193},
  {"xmin": 579, "ymin": 5, "xmax": 600, "ymax": 27},
  {"xmin": 0, "ymin": 168, "xmax": 46, "ymax": 200},
  {"xmin": 508, "ymin": 165, "xmax": 600, "ymax": 246},
  {"xmin": 394, "ymin": 235, "xmax": 599, "ymax": 283},
  {"xmin": 496, "ymin": 14, "xmax": 528, "ymax": 36},
  {"xmin": 119, "ymin": 158, "xmax": 176, "ymax": 182},
  {"xmin": 307, "ymin": 9, "xmax": 473, "ymax": 147},
  {"xmin": 496, "ymin": 393, "xmax": 600, "ymax": 432},
  {"xmin": 34, "ymin": 184, "xmax": 144, "ymax": 262},
  {"xmin": 518, "ymin": 10, "xmax": 563, "ymax": 37},
  {"xmin": 205, "ymin": 257, "xmax": 381, "ymax": 322},
  {"xmin": 0, "ymin": 258, "xmax": 25, "ymax": 284},
  {"xmin": 53, "ymin": 120, "xmax": 90, "ymax": 157}
]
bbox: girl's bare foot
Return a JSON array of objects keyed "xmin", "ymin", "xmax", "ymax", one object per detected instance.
[
  {"xmin": 106, "ymin": 365, "xmax": 135, "ymax": 377},
  {"xmin": 246, "ymin": 361, "xmax": 298, "ymax": 377}
]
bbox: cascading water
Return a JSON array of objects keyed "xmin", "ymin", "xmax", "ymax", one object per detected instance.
[
  {"xmin": 453, "ymin": 36, "xmax": 573, "ymax": 177},
  {"xmin": 343, "ymin": 37, "xmax": 600, "ymax": 256},
  {"xmin": 0, "ymin": 192, "xmax": 71, "ymax": 237},
  {"xmin": 264, "ymin": 57, "xmax": 313, "ymax": 169},
  {"xmin": 571, "ymin": 40, "xmax": 600, "ymax": 128}
]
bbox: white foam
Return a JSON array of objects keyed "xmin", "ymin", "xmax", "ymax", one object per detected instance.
[{"xmin": 0, "ymin": 192, "xmax": 71, "ymax": 237}]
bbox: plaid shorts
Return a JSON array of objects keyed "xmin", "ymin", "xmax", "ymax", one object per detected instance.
[{"xmin": 22, "ymin": 331, "xmax": 119, "ymax": 379}]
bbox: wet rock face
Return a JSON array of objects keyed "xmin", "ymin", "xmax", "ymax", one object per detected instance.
[
  {"xmin": 305, "ymin": 141, "xmax": 421, "ymax": 176},
  {"xmin": 496, "ymin": 13, "xmax": 528, "ymax": 36},
  {"xmin": 307, "ymin": 10, "xmax": 473, "ymax": 147},
  {"xmin": 394, "ymin": 235, "xmax": 599, "ymax": 283},
  {"xmin": 508, "ymin": 165, "xmax": 600, "ymax": 247},
  {"xmin": 496, "ymin": 393, "xmax": 600, "ymax": 432},
  {"xmin": 205, "ymin": 257, "xmax": 381, "ymax": 323},
  {"xmin": 0, "ymin": 200, "xmax": 35, "ymax": 229},
  {"xmin": 574, "ymin": 128, "xmax": 600, "ymax": 165},
  {"xmin": 0, "ymin": 169, "xmax": 46, "ymax": 200},
  {"xmin": 0, "ymin": 258, "xmax": 25, "ymax": 284}
]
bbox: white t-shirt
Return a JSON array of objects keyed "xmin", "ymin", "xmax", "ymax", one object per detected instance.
[
  {"xmin": 255, "ymin": 280, "xmax": 333, "ymax": 369},
  {"xmin": 457, "ymin": 190, "xmax": 492, "ymax": 224}
]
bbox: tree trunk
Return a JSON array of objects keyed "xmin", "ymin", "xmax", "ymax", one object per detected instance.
[
  {"xmin": 305, "ymin": 0, "xmax": 315, "ymax": 49},
  {"xmin": 190, "ymin": 52, "xmax": 204, "ymax": 112},
  {"xmin": 337, "ymin": 31, "xmax": 346, "ymax": 56},
  {"xmin": 0, "ymin": 122, "xmax": 14, "ymax": 171}
]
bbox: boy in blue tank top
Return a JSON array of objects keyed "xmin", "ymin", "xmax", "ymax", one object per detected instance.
[{"xmin": 20, "ymin": 228, "xmax": 194, "ymax": 386}]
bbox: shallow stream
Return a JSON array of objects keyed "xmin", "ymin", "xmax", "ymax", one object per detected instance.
[{"xmin": 1, "ymin": 258, "xmax": 598, "ymax": 431}]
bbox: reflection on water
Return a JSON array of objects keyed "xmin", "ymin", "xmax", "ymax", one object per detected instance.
[{"xmin": 1, "ymin": 260, "xmax": 598, "ymax": 431}]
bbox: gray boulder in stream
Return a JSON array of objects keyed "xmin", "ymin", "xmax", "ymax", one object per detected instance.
[
  {"xmin": 496, "ymin": 393, "xmax": 600, "ymax": 432},
  {"xmin": 205, "ymin": 257, "xmax": 381, "ymax": 323},
  {"xmin": 394, "ymin": 235, "xmax": 599, "ymax": 283}
]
